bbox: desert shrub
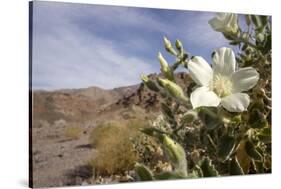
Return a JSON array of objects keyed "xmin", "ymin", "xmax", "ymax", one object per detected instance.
[
  {"xmin": 89, "ymin": 120, "xmax": 148, "ymax": 175},
  {"xmin": 135, "ymin": 14, "xmax": 271, "ymax": 181},
  {"xmin": 64, "ymin": 125, "xmax": 82, "ymax": 140},
  {"xmin": 132, "ymin": 133, "xmax": 167, "ymax": 172}
]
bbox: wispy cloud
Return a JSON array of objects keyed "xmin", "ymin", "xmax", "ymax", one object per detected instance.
[{"xmin": 32, "ymin": 1, "xmax": 232, "ymax": 90}]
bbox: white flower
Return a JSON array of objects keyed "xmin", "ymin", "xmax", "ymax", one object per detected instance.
[
  {"xmin": 209, "ymin": 13, "xmax": 239, "ymax": 34},
  {"xmin": 188, "ymin": 47, "xmax": 259, "ymax": 112}
]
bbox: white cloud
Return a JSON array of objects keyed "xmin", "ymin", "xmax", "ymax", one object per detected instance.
[
  {"xmin": 32, "ymin": 2, "xmax": 234, "ymax": 90},
  {"xmin": 32, "ymin": 2, "xmax": 157, "ymax": 90}
]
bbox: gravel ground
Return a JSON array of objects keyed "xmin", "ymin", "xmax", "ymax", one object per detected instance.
[{"xmin": 32, "ymin": 125, "xmax": 96, "ymax": 188}]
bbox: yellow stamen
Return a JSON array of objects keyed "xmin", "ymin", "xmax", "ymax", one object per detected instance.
[{"xmin": 210, "ymin": 74, "xmax": 233, "ymax": 97}]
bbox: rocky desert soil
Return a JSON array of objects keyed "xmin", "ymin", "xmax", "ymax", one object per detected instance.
[{"xmin": 30, "ymin": 73, "xmax": 192, "ymax": 187}]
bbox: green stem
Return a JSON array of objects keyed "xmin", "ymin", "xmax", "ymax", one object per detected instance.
[{"xmin": 207, "ymin": 134, "xmax": 217, "ymax": 150}]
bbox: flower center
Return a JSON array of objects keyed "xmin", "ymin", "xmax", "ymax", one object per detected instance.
[{"xmin": 210, "ymin": 74, "xmax": 233, "ymax": 97}]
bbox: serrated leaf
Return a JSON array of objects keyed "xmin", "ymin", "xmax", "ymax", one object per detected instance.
[
  {"xmin": 229, "ymin": 156, "xmax": 244, "ymax": 175},
  {"xmin": 218, "ymin": 135, "xmax": 235, "ymax": 161},
  {"xmin": 245, "ymin": 141, "xmax": 263, "ymax": 161},
  {"xmin": 135, "ymin": 163, "xmax": 154, "ymax": 181},
  {"xmin": 199, "ymin": 157, "xmax": 219, "ymax": 177}
]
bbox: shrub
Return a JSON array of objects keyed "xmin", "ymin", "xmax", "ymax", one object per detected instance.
[{"xmin": 89, "ymin": 120, "xmax": 147, "ymax": 175}]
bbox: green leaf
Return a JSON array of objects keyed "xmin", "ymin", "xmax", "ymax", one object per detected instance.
[
  {"xmin": 245, "ymin": 141, "xmax": 263, "ymax": 161},
  {"xmin": 135, "ymin": 163, "xmax": 154, "ymax": 181},
  {"xmin": 262, "ymin": 34, "xmax": 271, "ymax": 54},
  {"xmin": 257, "ymin": 127, "xmax": 271, "ymax": 144},
  {"xmin": 155, "ymin": 171, "xmax": 187, "ymax": 180},
  {"xmin": 253, "ymin": 160, "xmax": 264, "ymax": 173},
  {"xmin": 245, "ymin": 15, "xmax": 251, "ymax": 26},
  {"xmin": 229, "ymin": 41, "xmax": 240, "ymax": 45},
  {"xmin": 218, "ymin": 135, "xmax": 236, "ymax": 161},
  {"xmin": 180, "ymin": 110, "xmax": 198, "ymax": 125},
  {"xmin": 187, "ymin": 168, "xmax": 201, "ymax": 178},
  {"xmin": 161, "ymin": 103, "xmax": 175, "ymax": 123},
  {"xmin": 199, "ymin": 157, "xmax": 219, "ymax": 177},
  {"xmin": 249, "ymin": 109, "xmax": 268, "ymax": 129},
  {"xmin": 140, "ymin": 127, "xmax": 166, "ymax": 138},
  {"xmin": 199, "ymin": 107, "xmax": 223, "ymax": 130},
  {"xmin": 251, "ymin": 15, "xmax": 268, "ymax": 30},
  {"xmin": 229, "ymin": 156, "xmax": 244, "ymax": 175}
]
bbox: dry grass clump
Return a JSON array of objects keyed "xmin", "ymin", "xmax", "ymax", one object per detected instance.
[
  {"xmin": 89, "ymin": 120, "xmax": 147, "ymax": 175},
  {"xmin": 64, "ymin": 125, "xmax": 82, "ymax": 140}
]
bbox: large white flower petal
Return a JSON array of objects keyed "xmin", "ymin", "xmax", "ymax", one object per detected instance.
[
  {"xmin": 212, "ymin": 47, "xmax": 236, "ymax": 76},
  {"xmin": 228, "ymin": 14, "xmax": 238, "ymax": 32},
  {"xmin": 217, "ymin": 13, "xmax": 227, "ymax": 20},
  {"xmin": 190, "ymin": 86, "xmax": 221, "ymax": 109},
  {"xmin": 188, "ymin": 56, "xmax": 213, "ymax": 86},
  {"xmin": 231, "ymin": 67, "xmax": 260, "ymax": 93},
  {"xmin": 208, "ymin": 17, "xmax": 223, "ymax": 31},
  {"xmin": 221, "ymin": 93, "xmax": 250, "ymax": 112}
]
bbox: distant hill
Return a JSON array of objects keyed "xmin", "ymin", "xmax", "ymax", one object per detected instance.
[{"xmin": 32, "ymin": 72, "xmax": 192, "ymax": 128}]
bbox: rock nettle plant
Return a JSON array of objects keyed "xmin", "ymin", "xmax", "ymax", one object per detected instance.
[{"xmin": 135, "ymin": 13, "xmax": 271, "ymax": 180}]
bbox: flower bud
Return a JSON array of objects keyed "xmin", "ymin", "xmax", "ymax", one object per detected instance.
[
  {"xmin": 163, "ymin": 37, "xmax": 177, "ymax": 56},
  {"xmin": 256, "ymin": 32, "xmax": 265, "ymax": 43},
  {"xmin": 158, "ymin": 52, "xmax": 174, "ymax": 81},
  {"xmin": 141, "ymin": 74, "xmax": 160, "ymax": 92},
  {"xmin": 162, "ymin": 135, "xmax": 187, "ymax": 173},
  {"xmin": 135, "ymin": 163, "xmax": 154, "ymax": 181},
  {"xmin": 209, "ymin": 13, "xmax": 239, "ymax": 35},
  {"xmin": 241, "ymin": 32, "xmax": 249, "ymax": 41},
  {"xmin": 158, "ymin": 78, "xmax": 188, "ymax": 103},
  {"xmin": 175, "ymin": 39, "xmax": 183, "ymax": 52}
]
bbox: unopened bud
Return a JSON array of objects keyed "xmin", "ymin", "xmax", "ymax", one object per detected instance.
[
  {"xmin": 141, "ymin": 74, "xmax": 160, "ymax": 92},
  {"xmin": 158, "ymin": 78, "xmax": 188, "ymax": 103},
  {"xmin": 241, "ymin": 32, "xmax": 249, "ymax": 41},
  {"xmin": 163, "ymin": 36, "xmax": 177, "ymax": 56},
  {"xmin": 158, "ymin": 52, "xmax": 174, "ymax": 81},
  {"xmin": 162, "ymin": 135, "xmax": 187, "ymax": 172},
  {"xmin": 175, "ymin": 39, "xmax": 183, "ymax": 52},
  {"xmin": 256, "ymin": 32, "xmax": 265, "ymax": 43},
  {"xmin": 135, "ymin": 163, "xmax": 154, "ymax": 181}
]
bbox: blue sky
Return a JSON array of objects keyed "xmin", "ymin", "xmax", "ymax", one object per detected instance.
[{"xmin": 32, "ymin": 1, "xmax": 234, "ymax": 90}]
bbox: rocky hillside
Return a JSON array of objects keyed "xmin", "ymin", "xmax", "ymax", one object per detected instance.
[
  {"xmin": 32, "ymin": 72, "xmax": 192, "ymax": 128},
  {"xmin": 31, "ymin": 72, "xmax": 192, "ymax": 187}
]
